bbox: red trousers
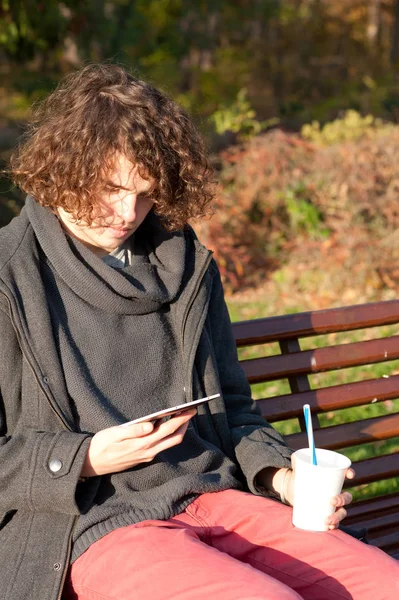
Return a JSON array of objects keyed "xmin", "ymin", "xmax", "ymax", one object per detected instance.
[{"xmin": 63, "ymin": 490, "xmax": 399, "ymax": 600}]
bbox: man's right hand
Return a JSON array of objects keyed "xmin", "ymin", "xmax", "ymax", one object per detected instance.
[{"xmin": 80, "ymin": 408, "xmax": 196, "ymax": 477}]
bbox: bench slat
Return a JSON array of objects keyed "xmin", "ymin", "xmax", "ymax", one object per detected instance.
[
  {"xmin": 345, "ymin": 494, "xmax": 399, "ymax": 544},
  {"xmin": 241, "ymin": 336, "xmax": 399, "ymax": 383},
  {"xmin": 285, "ymin": 414, "xmax": 399, "ymax": 450},
  {"xmin": 233, "ymin": 299, "xmax": 399, "ymax": 346},
  {"xmin": 368, "ymin": 531, "xmax": 399, "ymax": 552},
  {"xmin": 346, "ymin": 492, "xmax": 399, "ymax": 519},
  {"xmin": 342, "ymin": 453, "xmax": 399, "ymax": 486},
  {"xmin": 345, "ymin": 511, "xmax": 399, "ymax": 533},
  {"xmin": 257, "ymin": 375, "xmax": 399, "ymax": 422}
]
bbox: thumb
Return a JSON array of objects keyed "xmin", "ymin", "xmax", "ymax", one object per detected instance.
[{"xmin": 118, "ymin": 421, "xmax": 154, "ymax": 438}]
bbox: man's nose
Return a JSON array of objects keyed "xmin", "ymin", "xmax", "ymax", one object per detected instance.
[{"xmin": 117, "ymin": 194, "xmax": 136, "ymax": 222}]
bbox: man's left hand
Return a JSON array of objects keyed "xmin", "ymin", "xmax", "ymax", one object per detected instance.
[{"xmin": 284, "ymin": 465, "xmax": 355, "ymax": 529}]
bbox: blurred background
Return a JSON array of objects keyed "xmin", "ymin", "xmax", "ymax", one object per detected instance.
[{"xmin": 2, "ymin": 0, "xmax": 399, "ymax": 312}]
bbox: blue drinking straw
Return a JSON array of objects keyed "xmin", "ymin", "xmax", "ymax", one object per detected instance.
[{"xmin": 303, "ymin": 404, "xmax": 318, "ymax": 466}]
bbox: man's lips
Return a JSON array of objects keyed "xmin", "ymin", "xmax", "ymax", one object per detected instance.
[{"xmin": 107, "ymin": 225, "xmax": 133, "ymax": 233}]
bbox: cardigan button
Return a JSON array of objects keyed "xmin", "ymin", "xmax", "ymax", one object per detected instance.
[
  {"xmin": 49, "ymin": 459, "xmax": 63, "ymax": 473},
  {"xmin": 53, "ymin": 562, "xmax": 62, "ymax": 571}
]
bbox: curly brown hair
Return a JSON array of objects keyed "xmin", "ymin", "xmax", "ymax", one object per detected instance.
[{"xmin": 9, "ymin": 63, "xmax": 215, "ymax": 230}]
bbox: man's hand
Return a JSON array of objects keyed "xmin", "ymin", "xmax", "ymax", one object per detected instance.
[
  {"xmin": 324, "ymin": 468, "xmax": 355, "ymax": 529},
  {"xmin": 256, "ymin": 464, "xmax": 355, "ymax": 529},
  {"xmin": 81, "ymin": 408, "xmax": 196, "ymax": 477}
]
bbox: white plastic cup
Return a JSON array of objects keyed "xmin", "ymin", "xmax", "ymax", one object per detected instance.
[{"xmin": 292, "ymin": 447, "xmax": 352, "ymax": 532}]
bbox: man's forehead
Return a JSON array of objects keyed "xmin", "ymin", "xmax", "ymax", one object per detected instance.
[{"xmin": 107, "ymin": 156, "xmax": 155, "ymax": 191}]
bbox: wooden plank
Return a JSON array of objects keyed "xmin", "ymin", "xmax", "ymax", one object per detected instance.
[
  {"xmin": 232, "ymin": 299, "xmax": 399, "ymax": 347},
  {"xmin": 347, "ymin": 492, "xmax": 399, "ymax": 519},
  {"xmin": 342, "ymin": 453, "xmax": 399, "ymax": 487},
  {"xmin": 345, "ymin": 494, "xmax": 399, "ymax": 557},
  {"xmin": 285, "ymin": 414, "xmax": 399, "ymax": 450},
  {"xmin": 278, "ymin": 338, "xmax": 318, "ymax": 431},
  {"xmin": 344, "ymin": 511, "xmax": 399, "ymax": 533},
  {"xmin": 241, "ymin": 336, "xmax": 399, "ymax": 383},
  {"xmin": 257, "ymin": 375, "xmax": 399, "ymax": 422},
  {"xmin": 368, "ymin": 531, "xmax": 399, "ymax": 551}
]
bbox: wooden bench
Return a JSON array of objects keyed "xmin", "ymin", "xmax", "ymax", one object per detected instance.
[{"xmin": 231, "ymin": 299, "xmax": 399, "ymax": 559}]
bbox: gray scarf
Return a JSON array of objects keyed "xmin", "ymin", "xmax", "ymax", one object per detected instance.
[
  {"xmin": 26, "ymin": 197, "xmax": 187, "ymax": 430},
  {"xmin": 26, "ymin": 197, "xmax": 241, "ymax": 563}
]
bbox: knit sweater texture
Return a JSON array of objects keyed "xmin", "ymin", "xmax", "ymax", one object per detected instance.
[
  {"xmin": 0, "ymin": 197, "xmax": 292, "ymax": 600},
  {"xmin": 27, "ymin": 200, "xmax": 242, "ymax": 561}
]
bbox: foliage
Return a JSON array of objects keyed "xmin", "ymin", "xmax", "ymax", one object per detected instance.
[
  {"xmin": 0, "ymin": 0, "xmax": 68, "ymax": 61},
  {"xmin": 211, "ymin": 88, "xmax": 279, "ymax": 139},
  {"xmin": 0, "ymin": 0, "xmax": 282, "ymax": 123},
  {"xmin": 195, "ymin": 125, "xmax": 399, "ymax": 297},
  {"xmin": 301, "ymin": 110, "xmax": 394, "ymax": 145},
  {"xmin": 2, "ymin": 1, "xmax": 399, "ymax": 135},
  {"xmin": 282, "ymin": 182, "xmax": 329, "ymax": 238}
]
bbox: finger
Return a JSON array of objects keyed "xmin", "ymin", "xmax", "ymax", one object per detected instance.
[
  {"xmin": 326, "ymin": 507, "xmax": 347, "ymax": 529},
  {"xmin": 115, "ymin": 408, "xmax": 196, "ymax": 442},
  {"xmin": 345, "ymin": 467, "xmax": 356, "ymax": 480},
  {"xmin": 132, "ymin": 409, "xmax": 194, "ymax": 450},
  {"xmin": 143, "ymin": 421, "xmax": 190, "ymax": 457},
  {"xmin": 117, "ymin": 408, "xmax": 196, "ymax": 451},
  {"xmin": 331, "ymin": 491, "xmax": 353, "ymax": 508},
  {"xmin": 151, "ymin": 408, "xmax": 196, "ymax": 439},
  {"xmin": 110, "ymin": 421, "xmax": 154, "ymax": 441}
]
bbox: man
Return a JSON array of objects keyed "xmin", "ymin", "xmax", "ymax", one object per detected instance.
[{"xmin": 0, "ymin": 63, "xmax": 397, "ymax": 600}]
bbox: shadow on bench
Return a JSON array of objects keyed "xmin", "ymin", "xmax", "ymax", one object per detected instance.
[{"xmin": 231, "ymin": 299, "xmax": 399, "ymax": 559}]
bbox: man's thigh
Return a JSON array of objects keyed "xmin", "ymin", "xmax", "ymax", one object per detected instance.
[
  {"xmin": 63, "ymin": 519, "xmax": 301, "ymax": 600},
  {"xmin": 175, "ymin": 490, "xmax": 399, "ymax": 600}
]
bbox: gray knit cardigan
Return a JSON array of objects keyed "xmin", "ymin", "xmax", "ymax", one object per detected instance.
[{"xmin": 0, "ymin": 200, "xmax": 292, "ymax": 600}]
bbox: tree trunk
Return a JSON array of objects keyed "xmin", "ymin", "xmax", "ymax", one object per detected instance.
[
  {"xmin": 391, "ymin": 0, "xmax": 399, "ymax": 63},
  {"xmin": 367, "ymin": 0, "xmax": 381, "ymax": 47}
]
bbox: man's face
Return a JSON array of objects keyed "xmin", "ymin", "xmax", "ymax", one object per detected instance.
[{"xmin": 57, "ymin": 154, "xmax": 155, "ymax": 256}]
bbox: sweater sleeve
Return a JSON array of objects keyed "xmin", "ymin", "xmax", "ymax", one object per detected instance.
[
  {"xmin": 0, "ymin": 304, "xmax": 100, "ymax": 516},
  {"xmin": 207, "ymin": 262, "xmax": 293, "ymax": 493}
]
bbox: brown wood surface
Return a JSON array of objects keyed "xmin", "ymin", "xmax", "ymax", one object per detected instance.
[
  {"xmin": 345, "ymin": 493, "xmax": 399, "ymax": 549},
  {"xmin": 257, "ymin": 375, "xmax": 399, "ymax": 422},
  {"xmin": 346, "ymin": 511, "xmax": 399, "ymax": 533},
  {"xmin": 346, "ymin": 492, "xmax": 399, "ymax": 519},
  {"xmin": 232, "ymin": 299, "xmax": 399, "ymax": 347},
  {"xmin": 367, "ymin": 531, "xmax": 399, "ymax": 552},
  {"xmin": 285, "ymin": 414, "xmax": 399, "ymax": 450},
  {"xmin": 278, "ymin": 338, "xmax": 319, "ymax": 431},
  {"xmin": 233, "ymin": 301, "xmax": 399, "ymax": 558},
  {"xmin": 240, "ymin": 336, "xmax": 399, "ymax": 383},
  {"xmin": 342, "ymin": 453, "xmax": 399, "ymax": 486}
]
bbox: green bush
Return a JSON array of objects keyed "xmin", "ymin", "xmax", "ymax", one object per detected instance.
[
  {"xmin": 301, "ymin": 110, "xmax": 393, "ymax": 146},
  {"xmin": 195, "ymin": 125, "xmax": 399, "ymax": 297},
  {"xmin": 282, "ymin": 182, "xmax": 330, "ymax": 239},
  {"xmin": 211, "ymin": 88, "xmax": 279, "ymax": 140}
]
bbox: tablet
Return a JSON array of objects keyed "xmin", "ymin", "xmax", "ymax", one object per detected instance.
[{"xmin": 120, "ymin": 393, "xmax": 221, "ymax": 427}]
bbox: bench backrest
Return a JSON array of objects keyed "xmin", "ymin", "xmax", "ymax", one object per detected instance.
[{"xmin": 231, "ymin": 299, "xmax": 399, "ymax": 556}]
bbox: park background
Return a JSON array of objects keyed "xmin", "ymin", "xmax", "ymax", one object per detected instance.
[{"xmin": 1, "ymin": 0, "xmax": 399, "ymax": 500}]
